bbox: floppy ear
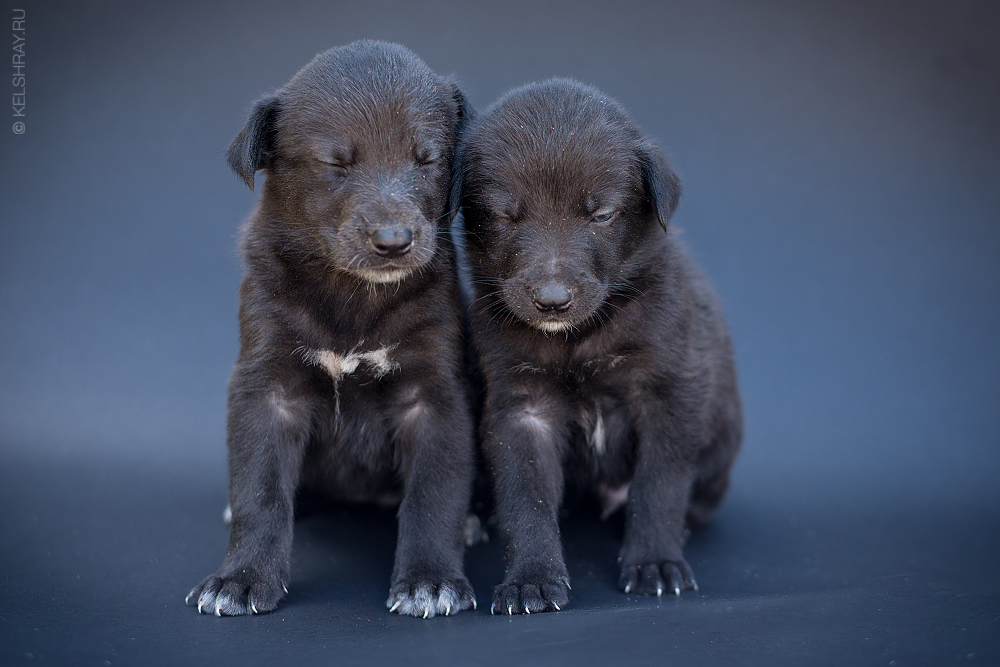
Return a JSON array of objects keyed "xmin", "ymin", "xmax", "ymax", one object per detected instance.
[
  {"xmin": 638, "ymin": 142, "xmax": 681, "ymax": 232},
  {"xmin": 449, "ymin": 82, "xmax": 474, "ymax": 141},
  {"xmin": 226, "ymin": 94, "xmax": 280, "ymax": 190},
  {"xmin": 447, "ymin": 150, "xmax": 465, "ymax": 224},
  {"xmin": 446, "ymin": 82, "xmax": 475, "ymax": 222}
]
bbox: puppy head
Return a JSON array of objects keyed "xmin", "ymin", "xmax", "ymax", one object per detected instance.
[
  {"xmin": 228, "ymin": 40, "xmax": 470, "ymax": 284},
  {"xmin": 454, "ymin": 78, "xmax": 679, "ymax": 333}
]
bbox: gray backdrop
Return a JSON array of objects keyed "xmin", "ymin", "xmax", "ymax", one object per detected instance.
[{"xmin": 2, "ymin": 1, "xmax": 998, "ymax": 665}]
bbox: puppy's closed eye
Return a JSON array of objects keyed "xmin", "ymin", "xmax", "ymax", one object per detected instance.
[
  {"xmin": 492, "ymin": 203, "xmax": 521, "ymax": 223},
  {"xmin": 590, "ymin": 208, "xmax": 616, "ymax": 225},
  {"xmin": 318, "ymin": 159, "xmax": 350, "ymax": 177},
  {"xmin": 413, "ymin": 148, "xmax": 438, "ymax": 166}
]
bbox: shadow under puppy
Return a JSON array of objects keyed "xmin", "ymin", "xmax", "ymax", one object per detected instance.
[
  {"xmin": 187, "ymin": 41, "xmax": 476, "ymax": 618},
  {"xmin": 452, "ymin": 78, "xmax": 742, "ymax": 614}
]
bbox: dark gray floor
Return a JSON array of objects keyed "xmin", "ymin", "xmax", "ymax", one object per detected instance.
[{"xmin": 1, "ymin": 1, "xmax": 998, "ymax": 665}]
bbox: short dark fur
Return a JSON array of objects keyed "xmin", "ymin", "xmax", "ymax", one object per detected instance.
[
  {"xmin": 453, "ymin": 79, "xmax": 742, "ymax": 614},
  {"xmin": 187, "ymin": 41, "xmax": 477, "ymax": 618}
]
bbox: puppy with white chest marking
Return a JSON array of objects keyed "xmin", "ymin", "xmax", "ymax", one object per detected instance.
[
  {"xmin": 187, "ymin": 41, "xmax": 477, "ymax": 618},
  {"xmin": 452, "ymin": 79, "xmax": 742, "ymax": 614}
]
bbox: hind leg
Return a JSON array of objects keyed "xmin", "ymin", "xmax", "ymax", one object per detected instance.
[
  {"xmin": 686, "ymin": 469, "xmax": 731, "ymax": 527},
  {"xmin": 686, "ymin": 394, "xmax": 742, "ymax": 527}
]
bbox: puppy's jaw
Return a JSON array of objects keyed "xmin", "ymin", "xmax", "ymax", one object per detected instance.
[
  {"xmin": 352, "ymin": 267, "xmax": 415, "ymax": 284},
  {"xmin": 535, "ymin": 320, "xmax": 573, "ymax": 333}
]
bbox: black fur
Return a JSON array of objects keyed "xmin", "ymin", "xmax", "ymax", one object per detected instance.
[
  {"xmin": 187, "ymin": 41, "xmax": 477, "ymax": 618},
  {"xmin": 453, "ymin": 78, "xmax": 742, "ymax": 614}
]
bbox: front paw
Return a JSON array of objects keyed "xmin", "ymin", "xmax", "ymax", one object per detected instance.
[
  {"xmin": 386, "ymin": 577, "xmax": 476, "ymax": 618},
  {"xmin": 491, "ymin": 577, "xmax": 570, "ymax": 615},
  {"xmin": 186, "ymin": 568, "xmax": 287, "ymax": 616},
  {"xmin": 618, "ymin": 558, "xmax": 697, "ymax": 597}
]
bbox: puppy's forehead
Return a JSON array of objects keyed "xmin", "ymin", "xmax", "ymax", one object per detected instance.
[
  {"xmin": 277, "ymin": 48, "xmax": 449, "ymax": 158},
  {"xmin": 469, "ymin": 88, "xmax": 641, "ymax": 208},
  {"xmin": 283, "ymin": 91, "xmax": 447, "ymax": 156}
]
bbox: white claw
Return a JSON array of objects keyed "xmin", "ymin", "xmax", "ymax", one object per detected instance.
[
  {"xmin": 215, "ymin": 599, "xmax": 223, "ymax": 616},
  {"xmin": 553, "ymin": 602, "xmax": 560, "ymax": 610},
  {"xmin": 389, "ymin": 600, "xmax": 401, "ymax": 613},
  {"xmin": 423, "ymin": 608, "xmax": 429, "ymax": 619},
  {"xmin": 282, "ymin": 584, "xmax": 288, "ymax": 594},
  {"xmin": 490, "ymin": 606, "xmax": 496, "ymax": 615},
  {"xmin": 472, "ymin": 599, "xmax": 477, "ymax": 610},
  {"xmin": 624, "ymin": 583, "xmax": 632, "ymax": 594},
  {"xmin": 674, "ymin": 587, "xmax": 681, "ymax": 596},
  {"xmin": 657, "ymin": 586, "xmax": 663, "ymax": 597},
  {"xmin": 508, "ymin": 604, "xmax": 513, "ymax": 615},
  {"xmin": 197, "ymin": 600, "xmax": 205, "ymax": 614},
  {"xmin": 251, "ymin": 602, "xmax": 258, "ymax": 614},
  {"xmin": 525, "ymin": 606, "xmax": 530, "ymax": 614},
  {"xmin": 185, "ymin": 593, "xmax": 192, "ymax": 605},
  {"xmin": 445, "ymin": 604, "xmax": 451, "ymax": 615}
]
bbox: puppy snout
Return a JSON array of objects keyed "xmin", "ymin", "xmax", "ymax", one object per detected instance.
[
  {"xmin": 369, "ymin": 226, "xmax": 414, "ymax": 257},
  {"xmin": 532, "ymin": 283, "xmax": 573, "ymax": 312}
]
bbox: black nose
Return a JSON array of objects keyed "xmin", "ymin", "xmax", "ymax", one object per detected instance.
[
  {"xmin": 369, "ymin": 226, "xmax": 413, "ymax": 256},
  {"xmin": 532, "ymin": 283, "xmax": 573, "ymax": 312}
]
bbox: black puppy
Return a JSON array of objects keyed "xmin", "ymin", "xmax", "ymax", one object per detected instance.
[
  {"xmin": 452, "ymin": 79, "xmax": 742, "ymax": 614},
  {"xmin": 187, "ymin": 41, "xmax": 476, "ymax": 618}
]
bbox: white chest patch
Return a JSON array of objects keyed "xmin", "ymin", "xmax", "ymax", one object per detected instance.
[
  {"xmin": 300, "ymin": 344, "xmax": 399, "ymax": 382},
  {"xmin": 581, "ymin": 408, "xmax": 606, "ymax": 455}
]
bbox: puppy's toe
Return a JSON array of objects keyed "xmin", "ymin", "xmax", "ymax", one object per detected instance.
[
  {"xmin": 387, "ymin": 577, "xmax": 476, "ymax": 618},
  {"xmin": 491, "ymin": 578, "xmax": 569, "ymax": 615},
  {"xmin": 618, "ymin": 565, "xmax": 641, "ymax": 594},
  {"xmin": 661, "ymin": 560, "xmax": 698, "ymax": 594},
  {"xmin": 187, "ymin": 569, "xmax": 286, "ymax": 616},
  {"xmin": 640, "ymin": 563, "xmax": 666, "ymax": 596},
  {"xmin": 540, "ymin": 581, "xmax": 570, "ymax": 611},
  {"xmin": 518, "ymin": 584, "xmax": 548, "ymax": 614}
]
